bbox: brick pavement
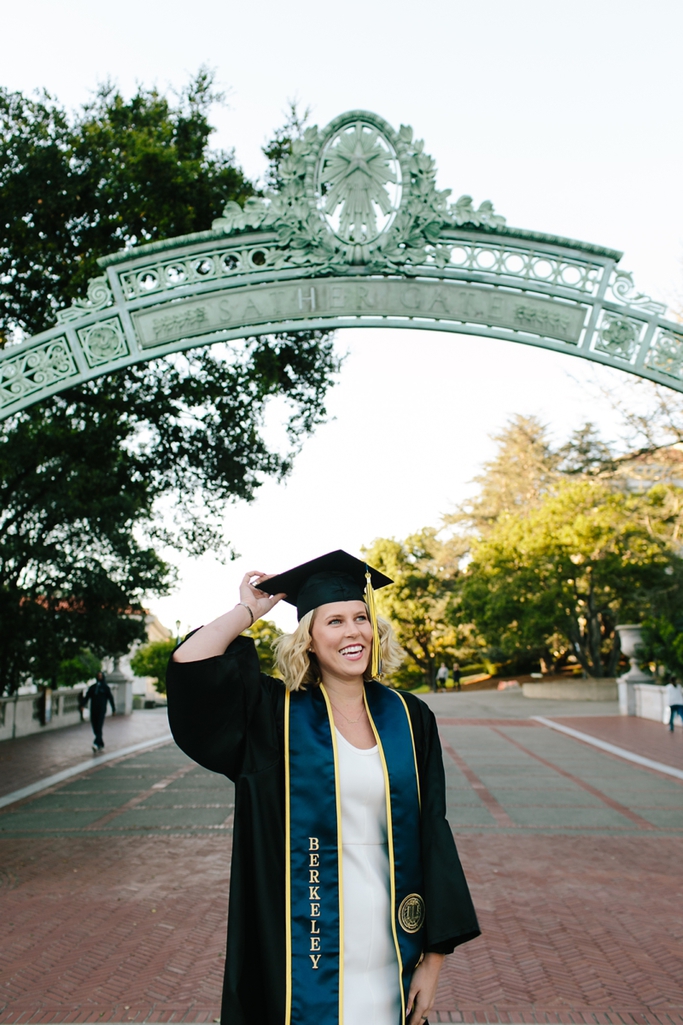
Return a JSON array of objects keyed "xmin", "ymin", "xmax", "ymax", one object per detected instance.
[
  {"xmin": 436, "ymin": 834, "xmax": 683, "ymax": 1021},
  {"xmin": 1, "ymin": 831, "xmax": 681, "ymax": 1022},
  {"xmin": 0, "ymin": 699, "xmax": 681, "ymax": 1023},
  {"xmin": 0, "ymin": 711, "xmax": 171, "ymax": 799}
]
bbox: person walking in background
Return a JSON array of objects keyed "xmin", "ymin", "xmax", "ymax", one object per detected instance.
[
  {"xmin": 436, "ymin": 662, "xmax": 449, "ymax": 691},
  {"xmin": 452, "ymin": 663, "xmax": 462, "ymax": 692},
  {"xmin": 665, "ymin": 678, "xmax": 683, "ymax": 731},
  {"xmin": 82, "ymin": 671, "xmax": 116, "ymax": 752}
]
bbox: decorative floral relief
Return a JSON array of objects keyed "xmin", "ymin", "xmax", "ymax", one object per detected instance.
[
  {"xmin": 318, "ymin": 121, "xmax": 400, "ymax": 243},
  {"xmin": 211, "ymin": 116, "xmax": 506, "ymax": 274},
  {"xmin": 450, "ymin": 195, "xmax": 506, "ymax": 230},
  {"xmin": 609, "ymin": 270, "xmax": 666, "ymax": 316},
  {"xmin": 0, "ymin": 339, "xmax": 77, "ymax": 410},
  {"xmin": 646, "ymin": 330, "xmax": 683, "ymax": 379},
  {"xmin": 595, "ymin": 316, "xmax": 640, "ymax": 360},
  {"xmin": 77, "ymin": 318, "xmax": 129, "ymax": 367},
  {"xmin": 56, "ymin": 276, "xmax": 114, "ymax": 323}
]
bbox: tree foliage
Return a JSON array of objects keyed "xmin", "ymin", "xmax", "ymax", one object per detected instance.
[
  {"xmin": 130, "ymin": 638, "xmax": 177, "ymax": 695},
  {"xmin": 447, "ymin": 415, "xmax": 621, "ymax": 541},
  {"xmin": 246, "ymin": 618, "xmax": 283, "ymax": 677},
  {"xmin": 450, "ymin": 415, "xmax": 559, "ymax": 535},
  {"xmin": 261, "ymin": 100, "xmax": 311, "ymax": 192},
  {"xmin": 0, "ymin": 395, "xmax": 171, "ymax": 693},
  {"xmin": 362, "ymin": 531, "xmax": 459, "ymax": 688},
  {"xmin": 56, "ymin": 649, "xmax": 101, "ymax": 689},
  {"xmin": 362, "ymin": 412, "xmax": 683, "ymax": 680},
  {"xmin": 641, "ymin": 614, "xmax": 683, "ymax": 681},
  {"xmin": 606, "ymin": 379, "xmax": 683, "ymax": 475},
  {"xmin": 0, "ymin": 70, "xmax": 254, "ymax": 341},
  {"xmin": 460, "ymin": 480, "xmax": 683, "ymax": 677},
  {"xmin": 0, "ymin": 75, "xmax": 340, "ymax": 695}
]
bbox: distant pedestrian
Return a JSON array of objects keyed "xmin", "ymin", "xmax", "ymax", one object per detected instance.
[
  {"xmin": 452, "ymin": 663, "xmax": 462, "ymax": 692},
  {"xmin": 665, "ymin": 679, "xmax": 683, "ymax": 732},
  {"xmin": 436, "ymin": 662, "xmax": 449, "ymax": 691},
  {"xmin": 82, "ymin": 671, "xmax": 116, "ymax": 751}
]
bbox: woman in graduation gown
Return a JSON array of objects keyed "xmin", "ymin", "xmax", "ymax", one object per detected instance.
[{"xmin": 167, "ymin": 551, "xmax": 480, "ymax": 1025}]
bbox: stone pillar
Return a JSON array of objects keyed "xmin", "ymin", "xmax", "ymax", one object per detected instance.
[
  {"xmin": 615, "ymin": 624, "xmax": 653, "ymax": 716},
  {"xmin": 107, "ymin": 658, "xmax": 134, "ymax": 715}
]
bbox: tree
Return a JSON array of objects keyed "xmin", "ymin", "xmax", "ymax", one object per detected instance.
[
  {"xmin": 362, "ymin": 531, "xmax": 460, "ymax": 688},
  {"xmin": 606, "ymin": 379, "xmax": 683, "ymax": 475},
  {"xmin": 130, "ymin": 638, "xmax": 177, "ymax": 696},
  {"xmin": 262, "ymin": 100, "xmax": 311, "ymax": 191},
  {"xmin": 641, "ymin": 615, "xmax": 683, "ymax": 681},
  {"xmin": 556, "ymin": 422, "xmax": 616, "ymax": 478},
  {"xmin": 0, "ymin": 395, "xmax": 171, "ymax": 694},
  {"xmin": 450, "ymin": 415, "xmax": 559, "ymax": 536},
  {"xmin": 459, "ymin": 480, "xmax": 683, "ymax": 677},
  {"xmin": 0, "ymin": 70, "xmax": 255, "ymax": 341},
  {"xmin": 0, "ymin": 77, "xmax": 340, "ymax": 695},
  {"xmin": 56, "ymin": 649, "xmax": 101, "ymax": 689},
  {"xmin": 247, "ymin": 618, "xmax": 283, "ymax": 677}
]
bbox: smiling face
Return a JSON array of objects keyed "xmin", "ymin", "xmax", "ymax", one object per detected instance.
[{"xmin": 308, "ymin": 600, "xmax": 373, "ymax": 684}]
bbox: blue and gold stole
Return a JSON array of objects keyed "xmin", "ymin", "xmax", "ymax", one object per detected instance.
[{"xmin": 284, "ymin": 680, "xmax": 424, "ymax": 1025}]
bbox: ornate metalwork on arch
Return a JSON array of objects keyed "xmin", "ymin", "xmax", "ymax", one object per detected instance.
[{"xmin": 2, "ymin": 108, "xmax": 683, "ymax": 419}]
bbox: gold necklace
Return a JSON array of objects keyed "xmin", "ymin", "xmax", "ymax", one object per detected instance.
[{"xmin": 328, "ymin": 697, "xmax": 365, "ymax": 724}]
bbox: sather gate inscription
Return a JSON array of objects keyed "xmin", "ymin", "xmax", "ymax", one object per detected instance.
[{"xmin": 2, "ymin": 109, "xmax": 683, "ymax": 418}]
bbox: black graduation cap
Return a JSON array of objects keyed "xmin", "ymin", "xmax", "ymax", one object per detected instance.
[{"xmin": 261, "ymin": 549, "xmax": 392, "ymax": 622}]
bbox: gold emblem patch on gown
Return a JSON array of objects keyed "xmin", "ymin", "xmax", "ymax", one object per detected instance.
[{"xmin": 398, "ymin": 893, "xmax": 425, "ymax": 934}]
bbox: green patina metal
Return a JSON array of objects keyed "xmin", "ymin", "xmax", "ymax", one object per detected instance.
[{"xmin": 2, "ymin": 109, "xmax": 683, "ymax": 418}]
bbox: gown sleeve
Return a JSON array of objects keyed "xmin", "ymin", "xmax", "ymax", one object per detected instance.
[
  {"xmin": 165, "ymin": 633, "xmax": 282, "ymax": 782},
  {"xmin": 409, "ymin": 696, "xmax": 481, "ymax": 954}
]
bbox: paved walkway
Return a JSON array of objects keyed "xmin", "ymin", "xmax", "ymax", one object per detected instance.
[
  {"xmin": 0, "ymin": 693, "xmax": 681, "ymax": 1023},
  {"xmin": 0, "ymin": 710, "xmax": 172, "ymax": 799},
  {"xmin": 418, "ymin": 689, "xmax": 621, "ymax": 721},
  {"xmin": 550, "ymin": 715, "xmax": 683, "ymax": 772}
]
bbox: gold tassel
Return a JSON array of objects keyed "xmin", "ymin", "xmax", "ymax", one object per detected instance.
[{"xmin": 365, "ymin": 569, "xmax": 382, "ymax": 679}]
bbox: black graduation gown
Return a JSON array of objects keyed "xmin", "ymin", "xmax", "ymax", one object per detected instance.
[{"xmin": 166, "ymin": 635, "xmax": 480, "ymax": 1025}]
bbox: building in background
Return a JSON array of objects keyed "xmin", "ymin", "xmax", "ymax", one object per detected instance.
[{"xmin": 103, "ymin": 612, "xmax": 173, "ymax": 707}]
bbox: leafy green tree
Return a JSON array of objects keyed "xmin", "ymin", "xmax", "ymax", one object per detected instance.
[
  {"xmin": 557, "ymin": 422, "xmax": 616, "ymax": 478},
  {"xmin": 0, "ymin": 396, "xmax": 171, "ymax": 694},
  {"xmin": 0, "ymin": 77, "xmax": 340, "ymax": 695},
  {"xmin": 247, "ymin": 618, "xmax": 283, "ymax": 677},
  {"xmin": 641, "ymin": 615, "xmax": 683, "ymax": 681},
  {"xmin": 262, "ymin": 100, "xmax": 311, "ymax": 191},
  {"xmin": 459, "ymin": 480, "xmax": 683, "ymax": 677},
  {"xmin": 130, "ymin": 638, "xmax": 177, "ymax": 695},
  {"xmin": 56, "ymin": 649, "xmax": 101, "ymax": 689},
  {"xmin": 0, "ymin": 70, "xmax": 254, "ymax": 341},
  {"xmin": 362, "ymin": 531, "xmax": 459, "ymax": 688},
  {"xmin": 449, "ymin": 415, "xmax": 559, "ymax": 536},
  {"xmin": 444, "ymin": 416, "xmax": 621, "ymax": 550}
]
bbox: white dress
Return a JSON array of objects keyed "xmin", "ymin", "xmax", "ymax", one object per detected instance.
[{"xmin": 336, "ymin": 728, "xmax": 401, "ymax": 1025}]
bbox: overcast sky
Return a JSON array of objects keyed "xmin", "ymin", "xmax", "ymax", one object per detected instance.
[{"xmin": 5, "ymin": 0, "xmax": 683, "ymax": 633}]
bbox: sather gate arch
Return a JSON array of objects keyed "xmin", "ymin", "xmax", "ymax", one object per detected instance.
[{"xmin": 2, "ymin": 108, "xmax": 683, "ymax": 419}]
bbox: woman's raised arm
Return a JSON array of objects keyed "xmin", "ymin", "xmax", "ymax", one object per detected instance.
[{"xmin": 172, "ymin": 571, "xmax": 285, "ymax": 662}]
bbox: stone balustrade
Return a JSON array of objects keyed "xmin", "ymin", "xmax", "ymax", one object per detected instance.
[{"xmin": 0, "ymin": 681, "xmax": 132, "ymax": 742}]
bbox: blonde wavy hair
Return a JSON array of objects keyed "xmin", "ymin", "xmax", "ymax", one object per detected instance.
[{"xmin": 273, "ymin": 608, "xmax": 404, "ymax": 692}]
